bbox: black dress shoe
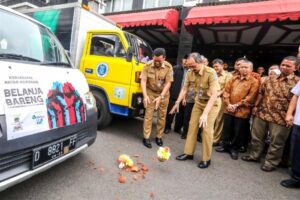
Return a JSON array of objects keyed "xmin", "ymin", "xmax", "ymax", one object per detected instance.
[
  {"xmin": 230, "ymin": 150, "xmax": 238, "ymax": 160},
  {"xmin": 143, "ymin": 138, "xmax": 152, "ymax": 148},
  {"xmin": 238, "ymin": 146, "xmax": 247, "ymax": 153},
  {"xmin": 174, "ymin": 129, "xmax": 182, "ymax": 134},
  {"xmin": 176, "ymin": 154, "xmax": 194, "ymax": 161},
  {"xmin": 164, "ymin": 128, "xmax": 170, "ymax": 134},
  {"xmin": 215, "ymin": 146, "xmax": 228, "ymax": 153},
  {"xmin": 280, "ymin": 179, "xmax": 300, "ymax": 188},
  {"xmin": 155, "ymin": 137, "xmax": 163, "ymax": 146},
  {"xmin": 181, "ymin": 134, "xmax": 187, "ymax": 139},
  {"xmin": 198, "ymin": 160, "xmax": 211, "ymax": 168},
  {"xmin": 213, "ymin": 142, "xmax": 220, "ymax": 147}
]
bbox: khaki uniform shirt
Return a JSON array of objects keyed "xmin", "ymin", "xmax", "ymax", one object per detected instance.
[
  {"xmin": 256, "ymin": 73, "xmax": 300, "ymax": 125},
  {"xmin": 185, "ymin": 69, "xmax": 196, "ymax": 103},
  {"xmin": 183, "ymin": 65, "xmax": 220, "ymax": 104},
  {"xmin": 141, "ymin": 60, "xmax": 173, "ymax": 94},
  {"xmin": 223, "ymin": 75, "xmax": 259, "ymax": 118},
  {"xmin": 218, "ymin": 71, "xmax": 233, "ymax": 91}
]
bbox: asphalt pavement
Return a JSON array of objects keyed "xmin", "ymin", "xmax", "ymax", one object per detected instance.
[{"xmin": 0, "ymin": 116, "xmax": 299, "ymax": 200}]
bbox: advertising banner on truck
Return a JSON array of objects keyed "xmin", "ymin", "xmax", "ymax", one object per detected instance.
[
  {"xmin": 0, "ymin": 63, "xmax": 87, "ymax": 140},
  {"xmin": 28, "ymin": 8, "xmax": 74, "ymax": 51}
]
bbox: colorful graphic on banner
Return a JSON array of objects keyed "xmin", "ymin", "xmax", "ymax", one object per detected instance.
[{"xmin": 46, "ymin": 82, "xmax": 86, "ymax": 129}]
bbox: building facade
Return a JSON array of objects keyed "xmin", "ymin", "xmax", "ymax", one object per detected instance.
[{"xmin": 2, "ymin": 0, "xmax": 300, "ymax": 68}]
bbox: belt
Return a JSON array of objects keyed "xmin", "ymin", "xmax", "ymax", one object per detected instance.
[
  {"xmin": 198, "ymin": 97, "xmax": 221, "ymax": 104},
  {"xmin": 198, "ymin": 99, "xmax": 208, "ymax": 103}
]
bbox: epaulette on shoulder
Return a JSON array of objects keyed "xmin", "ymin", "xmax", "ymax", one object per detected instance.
[
  {"xmin": 146, "ymin": 60, "xmax": 153, "ymax": 66},
  {"xmin": 164, "ymin": 61, "xmax": 172, "ymax": 68},
  {"xmin": 204, "ymin": 66, "xmax": 216, "ymax": 74}
]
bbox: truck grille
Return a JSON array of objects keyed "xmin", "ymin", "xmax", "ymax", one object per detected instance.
[{"xmin": 0, "ymin": 150, "xmax": 32, "ymax": 173}]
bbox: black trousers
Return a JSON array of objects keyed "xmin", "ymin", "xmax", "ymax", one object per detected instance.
[
  {"xmin": 182, "ymin": 102, "xmax": 202, "ymax": 137},
  {"xmin": 221, "ymin": 114, "xmax": 250, "ymax": 151},
  {"xmin": 165, "ymin": 99, "xmax": 184, "ymax": 131},
  {"xmin": 291, "ymin": 125, "xmax": 300, "ymax": 181},
  {"xmin": 183, "ymin": 102, "xmax": 194, "ymax": 136}
]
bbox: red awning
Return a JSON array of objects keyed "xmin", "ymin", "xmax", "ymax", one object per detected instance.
[
  {"xmin": 106, "ymin": 9, "xmax": 179, "ymax": 33},
  {"xmin": 184, "ymin": 0, "xmax": 300, "ymax": 26}
]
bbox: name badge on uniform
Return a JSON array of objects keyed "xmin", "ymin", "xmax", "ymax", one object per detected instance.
[
  {"xmin": 187, "ymin": 90, "xmax": 195, "ymax": 98},
  {"xmin": 198, "ymin": 89, "xmax": 203, "ymax": 99},
  {"xmin": 157, "ymin": 80, "xmax": 162, "ymax": 88},
  {"xmin": 157, "ymin": 78, "xmax": 165, "ymax": 88}
]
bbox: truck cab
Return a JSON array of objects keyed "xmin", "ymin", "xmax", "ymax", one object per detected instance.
[
  {"xmin": 80, "ymin": 29, "xmax": 153, "ymax": 128},
  {"xmin": 0, "ymin": 5, "xmax": 97, "ymax": 192},
  {"xmin": 20, "ymin": 3, "xmax": 153, "ymax": 129}
]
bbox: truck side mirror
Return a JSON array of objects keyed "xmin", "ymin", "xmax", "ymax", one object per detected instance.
[{"xmin": 126, "ymin": 46, "xmax": 134, "ymax": 62}]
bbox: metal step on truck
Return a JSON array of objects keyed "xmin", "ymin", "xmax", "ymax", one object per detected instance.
[
  {"xmin": 22, "ymin": 2, "xmax": 153, "ymax": 129},
  {"xmin": 0, "ymin": 5, "xmax": 97, "ymax": 192}
]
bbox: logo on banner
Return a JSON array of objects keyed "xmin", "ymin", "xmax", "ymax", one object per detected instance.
[
  {"xmin": 12, "ymin": 115, "xmax": 23, "ymax": 132},
  {"xmin": 32, "ymin": 112, "xmax": 45, "ymax": 125},
  {"xmin": 96, "ymin": 63, "xmax": 108, "ymax": 78}
]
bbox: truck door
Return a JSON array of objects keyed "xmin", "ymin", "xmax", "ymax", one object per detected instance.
[{"xmin": 82, "ymin": 33, "xmax": 133, "ymax": 107}]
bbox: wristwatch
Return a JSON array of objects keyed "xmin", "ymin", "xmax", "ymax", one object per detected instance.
[{"xmin": 160, "ymin": 94, "xmax": 165, "ymax": 99}]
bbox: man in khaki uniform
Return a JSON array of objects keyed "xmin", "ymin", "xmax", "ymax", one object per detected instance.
[
  {"xmin": 212, "ymin": 59, "xmax": 232, "ymax": 145},
  {"xmin": 141, "ymin": 48, "xmax": 173, "ymax": 148},
  {"xmin": 171, "ymin": 52, "xmax": 221, "ymax": 168}
]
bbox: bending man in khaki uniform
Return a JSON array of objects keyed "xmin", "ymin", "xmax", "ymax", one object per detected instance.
[
  {"xmin": 141, "ymin": 48, "xmax": 173, "ymax": 148},
  {"xmin": 170, "ymin": 52, "xmax": 221, "ymax": 168}
]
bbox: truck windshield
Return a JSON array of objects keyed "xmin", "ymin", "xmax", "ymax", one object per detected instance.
[
  {"xmin": 0, "ymin": 8, "xmax": 70, "ymax": 67},
  {"xmin": 124, "ymin": 32, "xmax": 153, "ymax": 64}
]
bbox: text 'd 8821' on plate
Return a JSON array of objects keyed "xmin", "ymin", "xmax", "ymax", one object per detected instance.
[{"xmin": 32, "ymin": 136, "xmax": 77, "ymax": 169}]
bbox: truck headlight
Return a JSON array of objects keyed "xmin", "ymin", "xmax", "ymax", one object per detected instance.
[{"xmin": 84, "ymin": 92, "xmax": 96, "ymax": 110}]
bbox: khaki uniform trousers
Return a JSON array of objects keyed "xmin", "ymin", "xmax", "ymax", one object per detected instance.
[
  {"xmin": 143, "ymin": 90, "xmax": 169, "ymax": 139},
  {"xmin": 249, "ymin": 117, "xmax": 291, "ymax": 167},
  {"xmin": 213, "ymin": 100, "xmax": 224, "ymax": 143},
  {"xmin": 184, "ymin": 99, "xmax": 221, "ymax": 161}
]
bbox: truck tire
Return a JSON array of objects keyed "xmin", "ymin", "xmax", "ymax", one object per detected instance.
[{"xmin": 91, "ymin": 90, "xmax": 112, "ymax": 129}]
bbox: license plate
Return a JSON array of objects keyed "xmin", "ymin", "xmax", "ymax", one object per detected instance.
[{"xmin": 32, "ymin": 136, "xmax": 77, "ymax": 169}]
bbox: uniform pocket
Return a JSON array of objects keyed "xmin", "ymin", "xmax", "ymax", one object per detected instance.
[{"xmin": 147, "ymin": 73, "xmax": 155, "ymax": 79}]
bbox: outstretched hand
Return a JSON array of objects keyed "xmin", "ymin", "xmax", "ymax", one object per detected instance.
[
  {"xmin": 199, "ymin": 113, "xmax": 208, "ymax": 128},
  {"xmin": 153, "ymin": 97, "xmax": 161, "ymax": 110},
  {"xmin": 169, "ymin": 103, "xmax": 179, "ymax": 114}
]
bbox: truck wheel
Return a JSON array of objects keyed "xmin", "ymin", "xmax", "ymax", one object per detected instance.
[{"xmin": 91, "ymin": 90, "xmax": 112, "ymax": 129}]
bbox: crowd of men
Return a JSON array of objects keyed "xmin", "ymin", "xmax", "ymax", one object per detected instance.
[{"xmin": 140, "ymin": 47, "xmax": 300, "ymax": 189}]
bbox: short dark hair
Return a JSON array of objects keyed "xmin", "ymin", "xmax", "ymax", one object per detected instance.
[
  {"xmin": 283, "ymin": 56, "xmax": 300, "ymax": 67},
  {"xmin": 183, "ymin": 54, "xmax": 188, "ymax": 59},
  {"xmin": 212, "ymin": 58, "xmax": 224, "ymax": 65},
  {"xmin": 153, "ymin": 48, "xmax": 166, "ymax": 57}
]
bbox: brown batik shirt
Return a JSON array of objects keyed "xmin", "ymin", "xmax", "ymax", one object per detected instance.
[
  {"xmin": 223, "ymin": 75, "xmax": 259, "ymax": 118},
  {"xmin": 256, "ymin": 73, "xmax": 300, "ymax": 125}
]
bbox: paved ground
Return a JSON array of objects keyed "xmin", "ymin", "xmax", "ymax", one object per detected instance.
[{"xmin": 1, "ymin": 116, "xmax": 299, "ymax": 200}]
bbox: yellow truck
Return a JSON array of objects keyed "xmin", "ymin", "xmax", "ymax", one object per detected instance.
[{"xmin": 23, "ymin": 2, "xmax": 153, "ymax": 128}]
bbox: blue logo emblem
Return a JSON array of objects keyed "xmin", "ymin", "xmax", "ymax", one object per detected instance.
[{"xmin": 96, "ymin": 63, "xmax": 108, "ymax": 77}]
